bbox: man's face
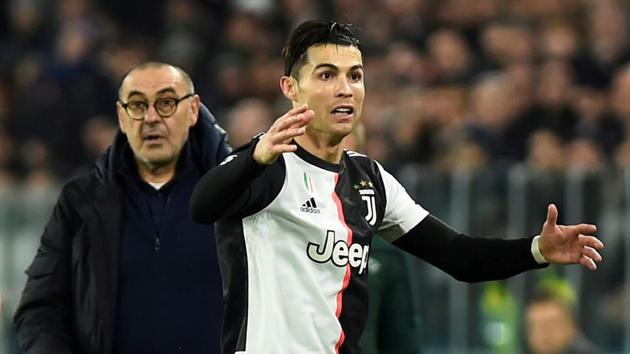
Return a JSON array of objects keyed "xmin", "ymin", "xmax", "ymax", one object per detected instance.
[
  {"xmin": 526, "ymin": 301, "xmax": 575, "ymax": 354},
  {"xmin": 291, "ymin": 44, "xmax": 365, "ymax": 142},
  {"xmin": 117, "ymin": 66, "xmax": 199, "ymax": 170}
]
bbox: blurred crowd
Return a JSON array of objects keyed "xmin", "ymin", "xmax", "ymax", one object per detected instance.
[
  {"xmin": 2, "ymin": 1, "xmax": 630, "ymax": 352},
  {"xmin": 2, "ymin": 0, "xmax": 630, "ymax": 183}
]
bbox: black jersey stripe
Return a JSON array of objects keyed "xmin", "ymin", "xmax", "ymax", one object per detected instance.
[{"xmin": 332, "ymin": 173, "xmax": 354, "ymax": 352}]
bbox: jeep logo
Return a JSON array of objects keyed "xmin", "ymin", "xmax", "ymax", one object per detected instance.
[{"xmin": 307, "ymin": 230, "xmax": 370, "ymax": 274}]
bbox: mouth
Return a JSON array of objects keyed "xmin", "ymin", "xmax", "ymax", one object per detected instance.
[
  {"xmin": 330, "ymin": 105, "xmax": 355, "ymax": 120},
  {"xmin": 143, "ymin": 133, "xmax": 165, "ymax": 143}
]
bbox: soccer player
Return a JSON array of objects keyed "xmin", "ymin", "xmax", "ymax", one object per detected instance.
[{"xmin": 190, "ymin": 20, "xmax": 604, "ymax": 354}]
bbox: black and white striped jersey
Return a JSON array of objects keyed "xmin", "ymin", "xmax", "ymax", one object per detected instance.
[{"xmin": 190, "ymin": 139, "xmax": 545, "ymax": 354}]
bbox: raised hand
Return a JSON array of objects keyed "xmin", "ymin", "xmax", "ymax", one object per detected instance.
[
  {"xmin": 253, "ymin": 104, "xmax": 314, "ymax": 165},
  {"xmin": 538, "ymin": 204, "xmax": 604, "ymax": 270}
]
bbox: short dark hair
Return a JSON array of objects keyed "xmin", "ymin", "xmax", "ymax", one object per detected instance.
[
  {"xmin": 528, "ymin": 287, "xmax": 575, "ymax": 318},
  {"xmin": 282, "ymin": 20, "xmax": 362, "ymax": 78}
]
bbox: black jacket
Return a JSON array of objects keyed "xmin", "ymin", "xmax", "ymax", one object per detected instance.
[{"xmin": 13, "ymin": 105, "xmax": 231, "ymax": 354}]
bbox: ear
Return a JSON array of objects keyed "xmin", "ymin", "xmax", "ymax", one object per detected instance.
[
  {"xmin": 189, "ymin": 94, "xmax": 200, "ymax": 127},
  {"xmin": 280, "ymin": 76, "xmax": 298, "ymax": 102},
  {"xmin": 116, "ymin": 102, "xmax": 127, "ymax": 133}
]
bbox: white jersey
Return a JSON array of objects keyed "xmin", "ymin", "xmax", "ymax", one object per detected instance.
[{"xmin": 213, "ymin": 144, "xmax": 427, "ymax": 354}]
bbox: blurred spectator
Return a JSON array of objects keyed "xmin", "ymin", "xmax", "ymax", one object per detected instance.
[
  {"xmin": 566, "ymin": 138, "xmax": 604, "ymax": 172},
  {"xmin": 389, "ymin": 85, "xmax": 471, "ymax": 170},
  {"xmin": 385, "ymin": 41, "xmax": 430, "ymax": 88},
  {"xmin": 18, "ymin": 138, "xmax": 56, "ymax": 188},
  {"xmin": 427, "ymin": 29, "xmax": 477, "ymax": 84},
  {"xmin": 571, "ymin": 1, "xmax": 630, "ymax": 95},
  {"xmin": 3, "ymin": 0, "xmax": 630, "ymax": 179},
  {"xmin": 526, "ymin": 130, "xmax": 566, "ymax": 173},
  {"xmin": 610, "ymin": 64, "xmax": 630, "ymax": 138},
  {"xmin": 224, "ymin": 98, "xmax": 273, "ymax": 147},
  {"xmin": 526, "ymin": 288, "xmax": 602, "ymax": 354},
  {"xmin": 537, "ymin": 21, "xmax": 580, "ymax": 60},
  {"xmin": 0, "ymin": 0, "xmax": 52, "ymax": 76},
  {"xmin": 82, "ymin": 115, "xmax": 118, "ymax": 160},
  {"xmin": 466, "ymin": 72, "xmax": 537, "ymax": 163},
  {"xmin": 571, "ymin": 78, "xmax": 624, "ymax": 158},
  {"xmin": 479, "ymin": 21, "xmax": 535, "ymax": 70},
  {"xmin": 156, "ymin": 0, "xmax": 208, "ymax": 77},
  {"xmin": 533, "ymin": 59, "xmax": 578, "ymax": 141},
  {"xmin": 277, "ymin": 0, "xmax": 325, "ymax": 32}
]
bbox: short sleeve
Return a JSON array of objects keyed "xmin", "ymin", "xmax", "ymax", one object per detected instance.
[{"xmin": 376, "ymin": 162, "xmax": 429, "ymax": 242}]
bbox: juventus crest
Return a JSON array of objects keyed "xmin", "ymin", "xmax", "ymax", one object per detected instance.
[{"xmin": 354, "ymin": 180, "xmax": 377, "ymax": 226}]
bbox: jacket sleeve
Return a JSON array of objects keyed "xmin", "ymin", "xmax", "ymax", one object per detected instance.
[
  {"xmin": 13, "ymin": 187, "xmax": 78, "ymax": 354},
  {"xmin": 392, "ymin": 214, "xmax": 547, "ymax": 283},
  {"xmin": 195, "ymin": 103, "xmax": 233, "ymax": 170}
]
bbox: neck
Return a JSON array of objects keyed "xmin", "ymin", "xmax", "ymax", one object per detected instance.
[
  {"xmin": 295, "ymin": 133, "xmax": 344, "ymax": 164},
  {"xmin": 136, "ymin": 159, "xmax": 177, "ymax": 184}
]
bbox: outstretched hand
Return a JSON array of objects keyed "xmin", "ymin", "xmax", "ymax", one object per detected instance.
[
  {"xmin": 253, "ymin": 104, "xmax": 314, "ymax": 165},
  {"xmin": 538, "ymin": 204, "xmax": 604, "ymax": 270}
]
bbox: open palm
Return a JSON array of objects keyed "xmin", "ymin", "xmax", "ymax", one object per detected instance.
[{"xmin": 538, "ymin": 204, "xmax": 604, "ymax": 270}]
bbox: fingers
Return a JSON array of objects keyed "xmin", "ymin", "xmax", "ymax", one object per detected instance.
[
  {"xmin": 268, "ymin": 126, "xmax": 306, "ymax": 144},
  {"xmin": 578, "ymin": 234, "xmax": 604, "ymax": 250},
  {"xmin": 579, "ymin": 255, "xmax": 598, "ymax": 271},
  {"xmin": 268, "ymin": 106, "xmax": 314, "ymax": 143},
  {"xmin": 273, "ymin": 105, "xmax": 313, "ymax": 132},
  {"xmin": 582, "ymin": 245, "xmax": 602, "ymax": 263},
  {"xmin": 253, "ymin": 105, "xmax": 313, "ymax": 165},
  {"xmin": 266, "ymin": 142, "xmax": 299, "ymax": 154},
  {"xmin": 579, "ymin": 238, "xmax": 603, "ymax": 271},
  {"xmin": 569, "ymin": 223, "xmax": 597, "ymax": 236},
  {"xmin": 545, "ymin": 203, "xmax": 558, "ymax": 227}
]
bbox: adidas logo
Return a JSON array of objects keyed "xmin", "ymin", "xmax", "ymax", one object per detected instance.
[{"xmin": 300, "ymin": 197, "xmax": 320, "ymax": 214}]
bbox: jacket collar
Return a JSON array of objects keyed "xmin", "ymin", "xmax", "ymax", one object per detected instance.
[{"xmin": 91, "ymin": 103, "xmax": 225, "ymax": 188}]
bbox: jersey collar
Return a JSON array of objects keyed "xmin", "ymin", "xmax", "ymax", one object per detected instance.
[{"xmin": 294, "ymin": 142, "xmax": 342, "ymax": 173}]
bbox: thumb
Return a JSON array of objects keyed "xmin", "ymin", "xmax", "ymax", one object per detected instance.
[{"xmin": 545, "ymin": 203, "xmax": 558, "ymax": 228}]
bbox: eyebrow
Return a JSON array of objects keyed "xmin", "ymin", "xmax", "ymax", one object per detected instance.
[
  {"xmin": 125, "ymin": 87, "xmax": 178, "ymax": 99},
  {"xmin": 312, "ymin": 63, "xmax": 364, "ymax": 72}
]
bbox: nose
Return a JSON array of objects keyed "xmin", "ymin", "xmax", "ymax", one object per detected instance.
[
  {"xmin": 336, "ymin": 77, "xmax": 353, "ymax": 98},
  {"xmin": 143, "ymin": 104, "xmax": 161, "ymax": 123}
]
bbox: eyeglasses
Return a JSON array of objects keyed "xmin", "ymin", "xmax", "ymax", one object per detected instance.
[{"xmin": 120, "ymin": 93, "xmax": 194, "ymax": 120}]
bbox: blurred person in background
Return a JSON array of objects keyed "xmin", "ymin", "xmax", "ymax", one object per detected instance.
[
  {"xmin": 224, "ymin": 98, "xmax": 273, "ymax": 148},
  {"xmin": 81, "ymin": 115, "xmax": 118, "ymax": 162},
  {"xmin": 572, "ymin": 1, "xmax": 630, "ymax": 91},
  {"xmin": 532, "ymin": 59, "xmax": 578, "ymax": 142},
  {"xmin": 479, "ymin": 21, "xmax": 535, "ymax": 70},
  {"xmin": 466, "ymin": 72, "xmax": 528, "ymax": 163},
  {"xmin": 526, "ymin": 288, "xmax": 602, "ymax": 354},
  {"xmin": 526, "ymin": 130, "xmax": 566, "ymax": 174},
  {"xmin": 610, "ymin": 63, "xmax": 630, "ymax": 142},
  {"xmin": 13, "ymin": 62, "xmax": 231, "ymax": 354},
  {"xmin": 537, "ymin": 21, "xmax": 580, "ymax": 61},
  {"xmin": 191, "ymin": 20, "xmax": 604, "ymax": 354},
  {"xmin": 566, "ymin": 138, "xmax": 604, "ymax": 173},
  {"xmin": 426, "ymin": 29, "xmax": 477, "ymax": 84},
  {"xmin": 571, "ymin": 72, "xmax": 624, "ymax": 159}
]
